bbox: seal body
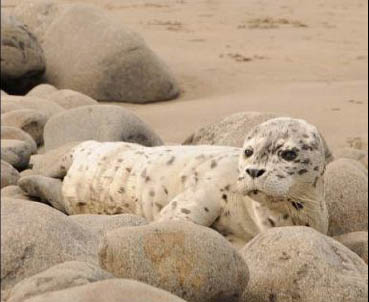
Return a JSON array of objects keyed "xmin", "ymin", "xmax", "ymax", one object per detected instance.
[{"xmin": 59, "ymin": 118, "xmax": 331, "ymax": 247}]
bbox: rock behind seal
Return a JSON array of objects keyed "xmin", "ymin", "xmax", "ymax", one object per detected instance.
[
  {"xmin": 40, "ymin": 3, "xmax": 179, "ymax": 103},
  {"xmin": 43, "ymin": 105, "xmax": 163, "ymax": 151},
  {"xmin": 1, "ymin": 15, "xmax": 45, "ymax": 94}
]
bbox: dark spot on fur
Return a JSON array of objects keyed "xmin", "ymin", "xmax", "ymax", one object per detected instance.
[
  {"xmin": 298, "ymin": 169, "xmax": 308, "ymax": 175},
  {"xmin": 314, "ymin": 166, "xmax": 319, "ymax": 171},
  {"xmin": 155, "ymin": 203, "xmax": 163, "ymax": 211},
  {"xmin": 172, "ymin": 202, "xmax": 177, "ymax": 209},
  {"xmin": 302, "ymin": 159, "xmax": 311, "ymax": 165},
  {"xmin": 118, "ymin": 187, "xmax": 125, "ymax": 194},
  {"xmin": 222, "ymin": 194, "xmax": 228, "ymax": 202},
  {"xmin": 204, "ymin": 207, "xmax": 209, "ymax": 212},
  {"xmin": 303, "ymin": 134, "xmax": 309, "ymax": 139},
  {"xmin": 269, "ymin": 293, "xmax": 277, "ymax": 302},
  {"xmin": 126, "ymin": 167, "xmax": 132, "ymax": 173},
  {"xmin": 292, "ymin": 201, "xmax": 304, "ymax": 210},
  {"xmin": 288, "ymin": 172, "xmax": 295, "ymax": 175},
  {"xmin": 181, "ymin": 175, "xmax": 187, "ymax": 183},
  {"xmin": 118, "ymin": 159, "xmax": 124, "ymax": 163},
  {"xmin": 306, "ymin": 223, "xmax": 311, "ymax": 227},
  {"xmin": 313, "ymin": 177, "xmax": 319, "ymax": 187},
  {"xmin": 163, "ymin": 187, "xmax": 169, "ymax": 195},
  {"xmin": 210, "ymin": 160, "xmax": 217, "ymax": 169},
  {"xmin": 149, "ymin": 190, "xmax": 155, "ymax": 197},
  {"xmin": 268, "ymin": 218, "xmax": 276, "ymax": 227},
  {"xmin": 283, "ymin": 214, "xmax": 290, "ymax": 220},
  {"xmin": 277, "ymin": 175, "xmax": 286, "ymax": 179},
  {"xmin": 181, "ymin": 208, "xmax": 191, "ymax": 214},
  {"xmin": 302, "ymin": 144, "xmax": 313, "ymax": 151},
  {"xmin": 166, "ymin": 156, "xmax": 176, "ymax": 165},
  {"xmin": 145, "ymin": 176, "xmax": 151, "ymax": 183},
  {"xmin": 224, "ymin": 185, "xmax": 231, "ymax": 191}
]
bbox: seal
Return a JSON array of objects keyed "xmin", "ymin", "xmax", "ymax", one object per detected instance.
[{"xmin": 21, "ymin": 118, "xmax": 333, "ymax": 248}]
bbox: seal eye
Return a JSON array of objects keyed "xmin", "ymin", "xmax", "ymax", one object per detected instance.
[
  {"xmin": 244, "ymin": 149, "xmax": 254, "ymax": 158},
  {"xmin": 281, "ymin": 150, "xmax": 298, "ymax": 161}
]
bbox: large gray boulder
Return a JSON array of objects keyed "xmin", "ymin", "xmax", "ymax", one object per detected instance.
[
  {"xmin": 43, "ymin": 105, "xmax": 163, "ymax": 151},
  {"xmin": 1, "ymin": 109, "xmax": 48, "ymax": 146},
  {"xmin": 1, "ymin": 126, "xmax": 37, "ymax": 154},
  {"xmin": 41, "ymin": 4, "xmax": 179, "ymax": 103},
  {"xmin": 0, "ymin": 185, "xmax": 34, "ymax": 201},
  {"xmin": 1, "ymin": 161, "xmax": 20, "ymax": 188},
  {"xmin": 7, "ymin": 261, "xmax": 114, "ymax": 302},
  {"xmin": 183, "ymin": 112, "xmax": 279, "ymax": 146},
  {"xmin": 99, "ymin": 221, "xmax": 249, "ymax": 302},
  {"xmin": 1, "ymin": 198, "xmax": 98, "ymax": 291},
  {"xmin": 23, "ymin": 279, "xmax": 187, "ymax": 302},
  {"xmin": 1, "ymin": 15, "xmax": 45, "ymax": 94},
  {"xmin": 240, "ymin": 227, "xmax": 368, "ymax": 302},
  {"xmin": 46, "ymin": 89, "xmax": 98, "ymax": 109},
  {"xmin": 324, "ymin": 159, "xmax": 368, "ymax": 236}
]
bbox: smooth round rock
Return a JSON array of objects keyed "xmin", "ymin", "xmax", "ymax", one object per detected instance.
[
  {"xmin": 2, "ymin": 95, "xmax": 65, "ymax": 119},
  {"xmin": 1, "ymin": 102, "xmax": 24, "ymax": 114},
  {"xmin": 46, "ymin": 89, "xmax": 98, "ymax": 109},
  {"xmin": 334, "ymin": 232, "xmax": 368, "ymax": 264},
  {"xmin": 70, "ymin": 214, "xmax": 148, "ymax": 236},
  {"xmin": 42, "ymin": 4, "xmax": 179, "ymax": 103},
  {"xmin": 183, "ymin": 112, "xmax": 279, "ymax": 146},
  {"xmin": 43, "ymin": 105, "xmax": 163, "ymax": 151},
  {"xmin": 240, "ymin": 227, "xmax": 368, "ymax": 302},
  {"xmin": 1, "ymin": 198, "xmax": 98, "ymax": 291},
  {"xmin": 0, "ymin": 185, "xmax": 34, "ymax": 201},
  {"xmin": 1, "ymin": 126, "xmax": 37, "ymax": 153},
  {"xmin": 1, "ymin": 160, "xmax": 20, "ymax": 189},
  {"xmin": 1, "ymin": 109, "xmax": 48, "ymax": 146},
  {"xmin": 7, "ymin": 261, "xmax": 114, "ymax": 302},
  {"xmin": 27, "ymin": 83, "xmax": 58, "ymax": 98},
  {"xmin": 1, "ymin": 15, "xmax": 45, "ymax": 94},
  {"xmin": 1, "ymin": 139, "xmax": 33, "ymax": 170},
  {"xmin": 99, "ymin": 221, "xmax": 249, "ymax": 302},
  {"xmin": 23, "ymin": 279, "xmax": 187, "ymax": 302},
  {"xmin": 324, "ymin": 159, "xmax": 368, "ymax": 236}
]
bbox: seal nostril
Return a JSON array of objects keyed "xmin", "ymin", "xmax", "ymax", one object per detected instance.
[{"xmin": 246, "ymin": 169, "xmax": 266, "ymax": 178}]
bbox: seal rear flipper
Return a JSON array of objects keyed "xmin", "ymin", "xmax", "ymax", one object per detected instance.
[{"xmin": 18, "ymin": 175, "xmax": 66, "ymax": 213}]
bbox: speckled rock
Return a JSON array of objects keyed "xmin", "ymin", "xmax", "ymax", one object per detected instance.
[
  {"xmin": 30, "ymin": 142, "xmax": 80, "ymax": 178},
  {"xmin": 27, "ymin": 83, "xmax": 58, "ymax": 98},
  {"xmin": 1, "ymin": 160, "xmax": 20, "ymax": 188},
  {"xmin": 18, "ymin": 175, "xmax": 65, "ymax": 212},
  {"xmin": 240, "ymin": 227, "xmax": 368, "ymax": 302},
  {"xmin": 334, "ymin": 232, "xmax": 368, "ymax": 264},
  {"xmin": 183, "ymin": 112, "xmax": 279, "ymax": 146},
  {"xmin": 46, "ymin": 89, "xmax": 98, "ymax": 109},
  {"xmin": 43, "ymin": 105, "xmax": 163, "ymax": 151},
  {"xmin": 1, "ymin": 198, "xmax": 98, "ymax": 291},
  {"xmin": 42, "ymin": 4, "xmax": 179, "ymax": 103},
  {"xmin": 334, "ymin": 148, "xmax": 368, "ymax": 169},
  {"xmin": 324, "ymin": 159, "xmax": 368, "ymax": 236},
  {"xmin": 70, "ymin": 214, "xmax": 148, "ymax": 236},
  {"xmin": 23, "ymin": 279, "xmax": 187, "ymax": 302},
  {"xmin": 99, "ymin": 221, "xmax": 249, "ymax": 302},
  {"xmin": 1, "ymin": 139, "xmax": 34, "ymax": 170},
  {"xmin": 2, "ymin": 95, "xmax": 65, "ymax": 119},
  {"xmin": 1, "ymin": 109, "xmax": 48, "ymax": 145},
  {"xmin": 7, "ymin": 261, "xmax": 114, "ymax": 302},
  {"xmin": 1, "ymin": 126, "xmax": 37, "ymax": 154},
  {"xmin": 1, "ymin": 15, "xmax": 45, "ymax": 94}
]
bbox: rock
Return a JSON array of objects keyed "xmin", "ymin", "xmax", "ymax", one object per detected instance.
[
  {"xmin": 30, "ymin": 142, "xmax": 81, "ymax": 178},
  {"xmin": 1, "ymin": 102, "xmax": 23, "ymax": 114},
  {"xmin": 1, "ymin": 15, "xmax": 45, "ymax": 94},
  {"xmin": 27, "ymin": 83, "xmax": 58, "ymax": 98},
  {"xmin": 335, "ymin": 148, "xmax": 368, "ymax": 169},
  {"xmin": 324, "ymin": 159, "xmax": 368, "ymax": 236},
  {"xmin": 70, "ymin": 214, "xmax": 148, "ymax": 236},
  {"xmin": 1, "ymin": 109, "xmax": 48, "ymax": 145},
  {"xmin": 183, "ymin": 112, "xmax": 279, "ymax": 146},
  {"xmin": 22, "ymin": 279, "xmax": 187, "ymax": 302},
  {"xmin": 7, "ymin": 261, "xmax": 113, "ymax": 302},
  {"xmin": 334, "ymin": 232, "xmax": 368, "ymax": 264},
  {"xmin": 1, "ymin": 198, "xmax": 98, "ymax": 291},
  {"xmin": 1, "ymin": 95, "xmax": 65, "ymax": 119},
  {"xmin": 99, "ymin": 221, "xmax": 249, "ymax": 302},
  {"xmin": 46, "ymin": 89, "xmax": 98, "ymax": 109},
  {"xmin": 13, "ymin": 0, "xmax": 66, "ymax": 43},
  {"xmin": 1, "ymin": 160, "xmax": 20, "ymax": 188},
  {"xmin": 1, "ymin": 126, "xmax": 37, "ymax": 154},
  {"xmin": 43, "ymin": 105, "xmax": 163, "ymax": 151},
  {"xmin": 1, "ymin": 139, "xmax": 33, "ymax": 170},
  {"xmin": 0, "ymin": 185, "xmax": 34, "ymax": 201},
  {"xmin": 240, "ymin": 227, "xmax": 368, "ymax": 302},
  {"xmin": 18, "ymin": 175, "xmax": 65, "ymax": 213},
  {"xmin": 20, "ymin": 169, "xmax": 37, "ymax": 177},
  {"xmin": 42, "ymin": 4, "xmax": 179, "ymax": 103}
]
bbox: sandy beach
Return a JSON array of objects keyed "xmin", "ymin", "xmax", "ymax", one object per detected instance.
[{"xmin": 3, "ymin": 0, "xmax": 368, "ymax": 149}]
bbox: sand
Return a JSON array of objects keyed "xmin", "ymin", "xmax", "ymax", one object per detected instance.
[{"xmin": 3, "ymin": 0, "xmax": 368, "ymax": 150}]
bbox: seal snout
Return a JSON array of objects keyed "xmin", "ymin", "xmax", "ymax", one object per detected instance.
[{"xmin": 246, "ymin": 168, "xmax": 266, "ymax": 179}]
